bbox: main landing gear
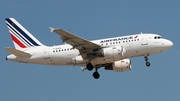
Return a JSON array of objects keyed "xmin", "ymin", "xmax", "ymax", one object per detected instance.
[
  {"xmin": 144, "ymin": 56, "xmax": 150, "ymax": 67},
  {"xmin": 93, "ymin": 68, "xmax": 100, "ymax": 79},
  {"xmin": 86, "ymin": 63, "xmax": 93, "ymax": 71},
  {"xmin": 86, "ymin": 63, "xmax": 100, "ymax": 79}
]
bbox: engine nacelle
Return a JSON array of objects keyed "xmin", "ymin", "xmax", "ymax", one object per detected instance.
[
  {"xmin": 96, "ymin": 46, "xmax": 126, "ymax": 59},
  {"xmin": 105, "ymin": 59, "xmax": 132, "ymax": 72}
]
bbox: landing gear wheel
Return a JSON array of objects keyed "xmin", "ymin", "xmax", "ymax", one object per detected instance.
[
  {"xmin": 146, "ymin": 62, "xmax": 150, "ymax": 67},
  {"xmin": 86, "ymin": 63, "xmax": 93, "ymax": 71},
  {"xmin": 93, "ymin": 71, "xmax": 100, "ymax": 79}
]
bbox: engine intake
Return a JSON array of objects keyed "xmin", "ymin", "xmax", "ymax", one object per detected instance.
[{"xmin": 105, "ymin": 59, "xmax": 132, "ymax": 72}]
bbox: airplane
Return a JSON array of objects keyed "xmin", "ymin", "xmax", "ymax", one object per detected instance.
[{"xmin": 5, "ymin": 18, "xmax": 173, "ymax": 79}]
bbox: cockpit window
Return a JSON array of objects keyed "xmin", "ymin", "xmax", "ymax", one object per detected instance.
[
  {"xmin": 154, "ymin": 36, "xmax": 163, "ymax": 39},
  {"xmin": 158, "ymin": 36, "xmax": 163, "ymax": 39}
]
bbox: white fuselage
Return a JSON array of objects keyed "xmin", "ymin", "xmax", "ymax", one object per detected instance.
[{"xmin": 7, "ymin": 34, "xmax": 173, "ymax": 66}]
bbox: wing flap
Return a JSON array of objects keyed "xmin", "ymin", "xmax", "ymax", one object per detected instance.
[{"xmin": 5, "ymin": 47, "xmax": 32, "ymax": 57}]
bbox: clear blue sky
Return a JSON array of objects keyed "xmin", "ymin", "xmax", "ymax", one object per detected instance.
[{"xmin": 0, "ymin": 0, "xmax": 179, "ymax": 101}]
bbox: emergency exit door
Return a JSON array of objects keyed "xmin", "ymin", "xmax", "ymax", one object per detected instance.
[{"xmin": 141, "ymin": 34, "xmax": 148, "ymax": 45}]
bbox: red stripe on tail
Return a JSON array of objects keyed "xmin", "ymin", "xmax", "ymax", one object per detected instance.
[{"xmin": 10, "ymin": 34, "xmax": 26, "ymax": 48}]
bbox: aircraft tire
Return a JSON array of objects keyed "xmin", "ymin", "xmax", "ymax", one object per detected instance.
[
  {"xmin": 146, "ymin": 62, "xmax": 150, "ymax": 67},
  {"xmin": 93, "ymin": 72, "xmax": 100, "ymax": 79},
  {"xmin": 86, "ymin": 63, "xmax": 94, "ymax": 71}
]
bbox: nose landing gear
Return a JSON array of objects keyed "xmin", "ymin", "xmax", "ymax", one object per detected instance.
[{"xmin": 144, "ymin": 56, "xmax": 150, "ymax": 67}]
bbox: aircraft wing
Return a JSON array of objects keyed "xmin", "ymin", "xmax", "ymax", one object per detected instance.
[{"xmin": 50, "ymin": 27, "xmax": 101, "ymax": 59}]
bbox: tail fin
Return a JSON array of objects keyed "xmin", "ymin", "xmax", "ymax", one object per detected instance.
[{"xmin": 5, "ymin": 18, "xmax": 44, "ymax": 50}]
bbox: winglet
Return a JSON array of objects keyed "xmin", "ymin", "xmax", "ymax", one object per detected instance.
[
  {"xmin": 49, "ymin": 27, "xmax": 55, "ymax": 32},
  {"xmin": 80, "ymin": 67, "xmax": 87, "ymax": 72}
]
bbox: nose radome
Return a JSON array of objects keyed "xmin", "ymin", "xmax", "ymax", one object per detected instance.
[{"xmin": 167, "ymin": 40, "xmax": 173, "ymax": 48}]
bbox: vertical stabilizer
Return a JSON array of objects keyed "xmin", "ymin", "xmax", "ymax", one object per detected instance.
[{"xmin": 5, "ymin": 18, "xmax": 44, "ymax": 50}]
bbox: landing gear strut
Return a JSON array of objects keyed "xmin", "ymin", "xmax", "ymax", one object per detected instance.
[
  {"xmin": 144, "ymin": 56, "xmax": 150, "ymax": 67},
  {"xmin": 93, "ymin": 68, "xmax": 100, "ymax": 79}
]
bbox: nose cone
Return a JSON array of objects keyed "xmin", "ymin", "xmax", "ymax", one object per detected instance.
[{"xmin": 166, "ymin": 40, "xmax": 173, "ymax": 48}]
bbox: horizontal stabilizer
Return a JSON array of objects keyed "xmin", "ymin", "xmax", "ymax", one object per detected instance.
[{"xmin": 5, "ymin": 47, "xmax": 32, "ymax": 57}]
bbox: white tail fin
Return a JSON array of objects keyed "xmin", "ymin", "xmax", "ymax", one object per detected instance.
[{"xmin": 5, "ymin": 18, "xmax": 44, "ymax": 50}]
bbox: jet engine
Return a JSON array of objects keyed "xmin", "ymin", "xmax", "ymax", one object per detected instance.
[
  {"xmin": 95, "ymin": 46, "xmax": 126, "ymax": 60},
  {"xmin": 105, "ymin": 59, "xmax": 132, "ymax": 72}
]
